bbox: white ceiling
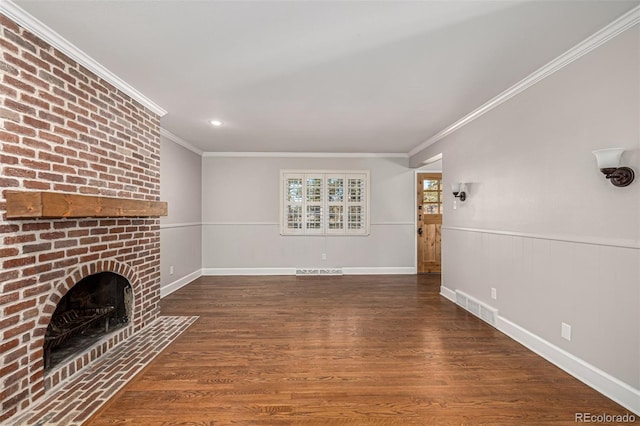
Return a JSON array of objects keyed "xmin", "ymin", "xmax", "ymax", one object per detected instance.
[{"xmin": 13, "ymin": 0, "xmax": 640, "ymax": 154}]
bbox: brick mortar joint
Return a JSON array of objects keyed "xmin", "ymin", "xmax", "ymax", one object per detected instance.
[{"xmin": 1, "ymin": 13, "xmax": 163, "ymax": 422}]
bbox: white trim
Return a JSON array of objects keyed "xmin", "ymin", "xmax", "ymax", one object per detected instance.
[
  {"xmin": 439, "ymin": 285, "xmax": 456, "ymax": 303},
  {"xmin": 160, "ymin": 269, "xmax": 202, "ymax": 298},
  {"xmin": 203, "ymin": 152, "xmax": 408, "ymax": 158},
  {"xmin": 203, "ymin": 268, "xmax": 296, "ymax": 276},
  {"xmin": 342, "ymin": 267, "xmax": 416, "ymax": 275},
  {"xmin": 0, "ymin": 0, "xmax": 167, "ymax": 117},
  {"xmin": 279, "ymin": 169, "xmax": 372, "ymax": 174},
  {"xmin": 443, "ymin": 226, "xmax": 640, "ymax": 250},
  {"xmin": 497, "ymin": 315, "xmax": 640, "ymax": 416},
  {"xmin": 201, "ymin": 221, "xmax": 412, "ymax": 227},
  {"xmin": 202, "ymin": 222, "xmax": 279, "ymax": 226},
  {"xmin": 160, "ymin": 128, "xmax": 203, "ymax": 156},
  {"xmin": 371, "ymin": 221, "xmax": 414, "ymax": 226},
  {"xmin": 280, "ymin": 170, "xmax": 370, "ymax": 236},
  {"xmin": 422, "ymin": 153, "xmax": 443, "ymax": 165},
  {"xmin": 413, "ymin": 170, "xmax": 418, "ymax": 272},
  {"xmin": 408, "ymin": 4, "xmax": 640, "ymax": 157},
  {"xmin": 414, "ymin": 169, "xmax": 445, "ymax": 272},
  {"xmin": 202, "ymin": 267, "xmax": 416, "ymax": 276},
  {"xmin": 159, "ymin": 222, "xmax": 202, "ymax": 229}
]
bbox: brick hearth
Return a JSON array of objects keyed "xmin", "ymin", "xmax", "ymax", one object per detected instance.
[
  {"xmin": 1, "ymin": 12, "xmax": 164, "ymax": 422},
  {"xmin": 10, "ymin": 316, "xmax": 198, "ymax": 426}
]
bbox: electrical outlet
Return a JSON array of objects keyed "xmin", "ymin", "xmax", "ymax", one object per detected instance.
[
  {"xmin": 169, "ymin": 266, "xmax": 174, "ymax": 275},
  {"xmin": 491, "ymin": 288, "xmax": 497, "ymax": 300},
  {"xmin": 561, "ymin": 322, "xmax": 572, "ymax": 341},
  {"xmin": 321, "ymin": 253, "xmax": 327, "ymax": 261}
]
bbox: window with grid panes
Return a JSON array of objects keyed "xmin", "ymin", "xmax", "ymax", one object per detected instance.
[
  {"xmin": 281, "ymin": 170, "xmax": 370, "ymax": 235},
  {"xmin": 423, "ymin": 178, "xmax": 442, "ymax": 214}
]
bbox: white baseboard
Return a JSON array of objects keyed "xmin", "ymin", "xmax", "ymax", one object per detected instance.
[
  {"xmin": 202, "ymin": 268, "xmax": 296, "ymax": 276},
  {"xmin": 160, "ymin": 269, "xmax": 202, "ymax": 298},
  {"xmin": 440, "ymin": 285, "xmax": 639, "ymax": 415},
  {"xmin": 439, "ymin": 285, "xmax": 456, "ymax": 302},
  {"xmin": 342, "ymin": 267, "xmax": 416, "ymax": 275},
  {"xmin": 497, "ymin": 316, "xmax": 640, "ymax": 416},
  {"xmin": 202, "ymin": 267, "xmax": 416, "ymax": 276}
]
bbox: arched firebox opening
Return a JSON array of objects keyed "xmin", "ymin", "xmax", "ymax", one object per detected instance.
[{"xmin": 44, "ymin": 272, "xmax": 133, "ymax": 370}]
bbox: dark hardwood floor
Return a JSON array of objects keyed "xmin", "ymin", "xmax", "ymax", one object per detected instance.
[{"xmin": 87, "ymin": 275, "xmax": 635, "ymax": 425}]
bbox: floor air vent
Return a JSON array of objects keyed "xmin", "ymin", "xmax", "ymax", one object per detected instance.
[
  {"xmin": 454, "ymin": 290, "xmax": 498, "ymax": 327},
  {"xmin": 467, "ymin": 299, "xmax": 481, "ymax": 317},
  {"xmin": 296, "ymin": 268, "xmax": 343, "ymax": 276},
  {"xmin": 480, "ymin": 304, "xmax": 498, "ymax": 326},
  {"xmin": 455, "ymin": 292, "xmax": 468, "ymax": 309}
]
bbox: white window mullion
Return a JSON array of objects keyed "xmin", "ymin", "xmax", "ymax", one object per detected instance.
[
  {"xmin": 281, "ymin": 170, "xmax": 369, "ymax": 236},
  {"xmin": 346, "ymin": 173, "xmax": 369, "ymax": 235},
  {"xmin": 304, "ymin": 174, "xmax": 324, "ymax": 235},
  {"xmin": 282, "ymin": 173, "xmax": 304, "ymax": 235},
  {"xmin": 325, "ymin": 174, "xmax": 345, "ymax": 235}
]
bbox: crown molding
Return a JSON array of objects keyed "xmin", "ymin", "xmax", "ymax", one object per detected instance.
[
  {"xmin": 160, "ymin": 128, "xmax": 203, "ymax": 156},
  {"xmin": 408, "ymin": 4, "xmax": 640, "ymax": 158},
  {"xmin": 202, "ymin": 151, "xmax": 408, "ymax": 158},
  {"xmin": 0, "ymin": 0, "xmax": 167, "ymax": 117},
  {"xmin": 421, "ymin": 153, "xmax": 442, "ymax": 165}
]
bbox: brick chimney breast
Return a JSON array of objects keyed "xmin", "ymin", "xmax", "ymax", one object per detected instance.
[{"xmin": 0, "ymin": 13, "xmax": 162, "ymax": 422}]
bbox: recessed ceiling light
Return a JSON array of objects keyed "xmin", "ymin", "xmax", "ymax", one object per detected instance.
[{"xmin": 210, "ymin": 120, "xmax": 223, "ymax": 127}]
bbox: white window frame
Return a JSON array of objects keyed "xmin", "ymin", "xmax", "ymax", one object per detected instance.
[{"xmin": 280, "ymin": 170, "xmax": 370, "ymax": 236}]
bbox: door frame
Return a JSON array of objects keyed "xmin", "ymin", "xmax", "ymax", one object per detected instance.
[{"xmin": 414, "ymin": 154, "xmax": 443, "ymax": 274}]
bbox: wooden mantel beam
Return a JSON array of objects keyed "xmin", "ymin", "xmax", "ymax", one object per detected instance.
[{"xmin": 5, "ymin": 191, "xmax": 168, "ymax": 219}]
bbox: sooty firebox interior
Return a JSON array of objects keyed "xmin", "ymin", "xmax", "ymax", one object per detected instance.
[{"xmin": 44, "ymin": 272, "xmax": 132, "ymax": 370}]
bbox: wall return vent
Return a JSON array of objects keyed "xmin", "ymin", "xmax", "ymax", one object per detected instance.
[
  {"xmin": 295, "ymin": 268, "xmax": 344, "ymax": 276},
  {"xmin": 455, "ymin": 290, "xmax": 498, "ymax": 327}
]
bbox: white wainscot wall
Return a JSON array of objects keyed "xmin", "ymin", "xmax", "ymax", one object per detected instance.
[
  {"xmin": 160, "ymin": 223, "xmax": 203, "ymax": 297},
  {"xmin": 201, "ymin": 222, "xmax": 415, "ymax": 275},
  {"xmin": 441, "ymin": 227, "xmax": 640, "ymax": 414}
]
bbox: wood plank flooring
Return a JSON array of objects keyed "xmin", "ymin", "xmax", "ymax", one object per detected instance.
[{"xmin": 86, "ymin": 275, "xmax": 635, "ymax": 425}]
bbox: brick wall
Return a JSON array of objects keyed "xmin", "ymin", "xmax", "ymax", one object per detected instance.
[{"xmin": 0, "ymin": 14, "xmax": 162, "ymax": 422}]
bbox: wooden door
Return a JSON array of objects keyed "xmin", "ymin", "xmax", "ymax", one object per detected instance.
[{"xmin": 417, "ymin": 173, "xmax": 442, "ymax": 273}]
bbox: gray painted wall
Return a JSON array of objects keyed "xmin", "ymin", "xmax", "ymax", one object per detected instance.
[
  {"xmin": 201, "ymin": 156, "xmax": 415, "ymax": 272},
  {"xmin": 410, "ymin": 26, "xmax": 640, "ymax": 392},
  {"xmin": 157, "ymin": 16, "xmax": 639, "ymax": 411},
  {"xmin": 160, "ymin": 137, "xmax": 203, "ymax": 295}
]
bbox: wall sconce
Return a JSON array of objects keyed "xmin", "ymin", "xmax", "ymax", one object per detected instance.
[
  {"xmin": 451, "ymin": 182, "xmax": 467, "ymax": 201},
  {"xmin": 592, "ymin": 148, "xmax": 635, "ymax": 187}
]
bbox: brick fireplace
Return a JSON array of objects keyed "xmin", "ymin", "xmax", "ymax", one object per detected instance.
[{"xmin": 1, "ymin": 13, "xmax": 164, "ymax": 422}]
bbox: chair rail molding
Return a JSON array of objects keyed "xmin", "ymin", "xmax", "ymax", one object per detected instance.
[{"xmin": 443, "ymin": 226, "xmax": 640, "ymax": 250}]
